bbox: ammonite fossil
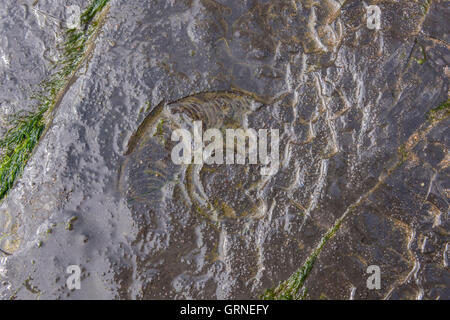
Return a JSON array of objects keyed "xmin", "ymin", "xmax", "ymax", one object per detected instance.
[{"xmin": 119, "ymin": 91, "xmax": 277, "ymax": 222}]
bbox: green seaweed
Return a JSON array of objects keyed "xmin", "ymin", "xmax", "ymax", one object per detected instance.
[
  {"xmin": 261, "ymin": 218, "xmax": 343, "ymax": 300},
  {"xmin": 427, "ymin": 99, "xmax": 450, "ymax": 123},
  {"xmin": 421, "ymin": 0, "xmax": 432, "ymax": 15},
  {"xmin": 0, "ymin": 0, "xmax": 110, "ymax": 201},
  {"xmin": 261, "ymin": 97, "xmax": 450, "ymax": 300},
  {"xmin": 415, "ymin": 44, "xmax": 427, "ymax": 65},
  {"xmin": 154, "ymin": 119, "xmax": 165, "ymax": 143},
  {"xmin": 65, "ymin": 216, "xmax": 78, "ymax": 231},
  {"xmin": 0, "ymin": 109, "xmax": 46, "ymax": 200},
  {"xmin": 398, "ymin": 145, "xmax": 409, "ymax": 165}
]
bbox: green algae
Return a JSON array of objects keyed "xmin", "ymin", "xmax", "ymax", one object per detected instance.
[
  {"xmin": 65, "ymin": 216, "xmax": 78, "ymax": 231},
  {"xmin": 428, "ymin": 99, "xmax": 450, "ymax": 123},
  {"xmin": 0, "ymin": 0, "xmax": 110, "ymax": 201},
  {"xmin": 262, "ymin": 97, "xmax": 450, "ymax": 300},
  {"xmin": 415, "ymin": 44, "xmax": 427, "ymax": 65},
  {"xmin": 421, "ymin": 0, "xmax": 432, "ymax": 15},
  {"xmin": 261, "ymin": 218, "xmax": 343, "ymax": 300}
]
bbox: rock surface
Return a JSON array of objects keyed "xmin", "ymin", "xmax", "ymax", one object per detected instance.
[{"xmin": 0, "ymin": 0, "xmax": 448, "ymax": 299}]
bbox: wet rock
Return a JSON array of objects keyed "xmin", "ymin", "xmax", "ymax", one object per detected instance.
[{"xmin": 0, "ymin": 0, "xmax": 448, "ymax": 299}]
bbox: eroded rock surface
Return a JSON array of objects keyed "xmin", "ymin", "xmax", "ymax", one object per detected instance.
[{"xmin": 0, "ymin": 0, "xmax": 448, "ymax": 299}]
